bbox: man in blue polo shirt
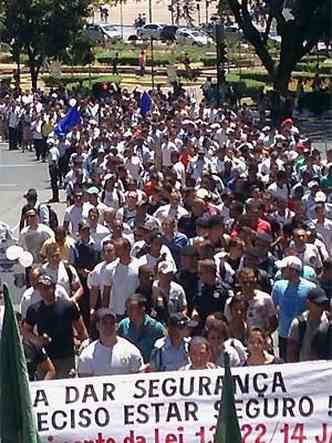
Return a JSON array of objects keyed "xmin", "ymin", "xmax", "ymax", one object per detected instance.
[
  {"xmin": 272, "ymin": 256, "xmax": 316, "ymax": 361},
  {"xmin": 118, "ymin": 294, "xmax": 165, "ymax": 362}
]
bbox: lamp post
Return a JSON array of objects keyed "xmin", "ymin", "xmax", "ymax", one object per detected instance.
[
  {"xmin": 120, "ymin": 0, "xmax": 124, "ymax": 40},
  {"xmin": 148, "ymin": 0, "xmax": 152, "ymax": 23},
  {"xmin": 196, "ymin": 3, "xmax": 201, "ymax": 25},
  {"xmin": 205, "ymin": 0, "xmax": 209, "ymax": 24},
  {"xmin": 215, "ymin": 21, "xmax": 225, "ymax": 106},
  {"xmin": 148, "ymin": 0, "xmax": 155, "ymax": 88}
]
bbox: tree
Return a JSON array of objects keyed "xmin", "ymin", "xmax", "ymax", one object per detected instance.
[
  {"xmin": 223, "ymin": 0, "xmax": 332, "ymax": 94},
  {"xmin": 1, "ymin": 0, "xmax": 91, "ymax": 90}
]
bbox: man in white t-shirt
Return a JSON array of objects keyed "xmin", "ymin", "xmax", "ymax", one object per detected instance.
[
  {"xmin": 102, "ymin": 238, "xmax": 139, "ymax": 318},
  {"xmin": 19, "ymin": 208, "xmax": 54, "ymax": 264},
  {"xmin": 63, "ymin": 192, "xmax": 86, "ymax": 237},
  {"xmin": 88, "ymin": 240, "xmax": 116, "ymax": 319},
  {"xmin": 78, "ymin": 308, "xmax": 144, "ymax": 376}
]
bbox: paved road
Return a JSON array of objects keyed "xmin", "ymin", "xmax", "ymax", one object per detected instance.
[{"xmin": 0, "ymin": 144, "xmax": 66, "ymax": 237}]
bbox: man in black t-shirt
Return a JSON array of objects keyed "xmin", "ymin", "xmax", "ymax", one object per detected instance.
[
  {"xmin": 192, "ymin": 259, "xmax": 231, "ymax": 327},
  {"xmin": 23, "ymin": 275, "xmax": 88, "ymax": 378},
  {"xmin": 16, "ymin": 312, "xmax": 55, "ymax": 381}
]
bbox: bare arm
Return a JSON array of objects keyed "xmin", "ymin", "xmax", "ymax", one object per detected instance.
[
  {"xmin": 73, "ymin": 318, "xmax": 89, "ymax": 342},
  {"xmin": 22, "ymin": 322, "xmax": 49, "ymax": 348},
  {"xmin": 71, "ymin": 279, "xmax": 84, "ymax": 304},
  {"xmin": 39, "ymin": 357, "xmax": 56, "ymax": 380},
  {"xmin": 90, "ymin": 286, "xmax": 99, "ymax": 313},
  {"xmin": 102, "ymin": 285, "xmax": 111, "ymax": 308},
  {"xmin": 267, "ymin": 314, "xmax": 278, "ymax": 336}
]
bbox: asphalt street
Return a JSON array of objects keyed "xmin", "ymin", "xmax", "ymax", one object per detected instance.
[{"xmin": 0, "ymin": 144, "xmax": 66, "ymax": 238}]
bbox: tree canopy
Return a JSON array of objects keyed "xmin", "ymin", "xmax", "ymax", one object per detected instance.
[
  {"xmin": 224, "ymin": 0, "xmax": 332, "ymax": 93},
  {"xmin": 1, "ymin": 0, "xmax": 91, "ymax": 89}
]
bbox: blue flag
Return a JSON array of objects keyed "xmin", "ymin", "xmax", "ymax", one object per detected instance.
[
  {"xmin": 54, "ymin": 106, "xmax": 81, "ymax": 138},
  {"xmin": 140, "ymin": 91, "xmax": 152, "ymax": 116}
]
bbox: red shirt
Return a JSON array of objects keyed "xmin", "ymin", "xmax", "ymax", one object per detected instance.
[{"xmin": 231, "ymin": 218, "xmax": 271, "ymax": 238}]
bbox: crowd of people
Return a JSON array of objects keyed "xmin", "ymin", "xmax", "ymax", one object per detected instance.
[{"xmin": 0, "ymin": 82, "xmax": 331, "ymax": 381}]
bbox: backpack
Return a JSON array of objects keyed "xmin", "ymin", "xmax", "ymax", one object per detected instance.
[
  {"xmin": 296, "ymin": 314, "xmax": 332, "ymax": 360},
  {"xmin": 47, "ymin": 205, "xmax": 59, "ymax": 232},
  {"xmin": 37, "ymin": 204, "xmax": 59, "ymax": 232}
]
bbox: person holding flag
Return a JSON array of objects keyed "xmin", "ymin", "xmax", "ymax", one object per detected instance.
[{"xmin": 0, "ymin": 283, "xmax": 41, "ymax": 442}]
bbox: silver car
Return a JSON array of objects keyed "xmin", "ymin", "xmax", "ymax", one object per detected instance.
[
  {"xmin": 137, "ymin": 24, "xmax": 163, "ymax": 40},
  {"xmin": 85, "ymin": 24, "xmax": 122, "ymax": 44}
]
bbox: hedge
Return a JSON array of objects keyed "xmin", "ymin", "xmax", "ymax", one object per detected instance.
[
  {"xmin": 42, "ymin": 74, "xmax": 121, "ymax": 88},
  {"xmin": 96, "ymin": 54, "xmax": 172, "ymax": 66},
  {"xmin": 238, "ymin": 69, "xmax": 332, "ymax": 84}
]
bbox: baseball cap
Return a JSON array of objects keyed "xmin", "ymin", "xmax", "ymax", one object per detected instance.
[
  {"xmin": 314, "ymin": 191, "xmax": 327, "ymax": 203},
  {"xmin": 37, "ymin": 275, "xmax": 55, "ymax": 287},
  {"xmin": 307, "ymin": 287, "xmax": 329, "ymax": 306},
  {"xmin": 281, "ymin": 118, "xmax": 293, "ymax": 127},
  {"xmin": 24, "ymin": 188, "xmax": 38, "ymax": 200},
  {"xmin": 308, "ymin": 180, "xmax": 320, "ymax": 189},
  {"xmin": 276, "ymin": 256, "xmax": 303, "ymax": 272},
  {"xmin": 96, "ymin": 308, "xmax": 117, "ymax": 322},
  {"xmin": 158, "ymin": 261, "xmax": 175, "ymax": 275},
  {"xmin": 167, "ymin": 313, "xmax": 198, "ymax": 329},
  {"xmin": 86, "ymin": 186, "xmax": 100, "ymax": 195}
]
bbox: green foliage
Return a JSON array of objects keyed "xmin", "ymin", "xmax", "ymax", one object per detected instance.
[
  {"xmin": 64, "ymin": 36, "xmax": 95, "ymax": 66},
  {"xmin": 1, "ymin": 0, "xmax": 91, "ymax": 87},
  {"xmin": 225, "ymin": 0, "xmax": 332, "ymax": 92},
  {"xmin": 97, "ymin": 53, "xmax": 171, "ymax": 66},
  {"xmin": 42, "ymin": 73, "xmax": 121, "ymax": 88}
]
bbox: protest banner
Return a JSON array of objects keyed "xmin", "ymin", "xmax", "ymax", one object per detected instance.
[{"xmin": 30, "ymin": 361, "xmax": 332, "ymax": 443}]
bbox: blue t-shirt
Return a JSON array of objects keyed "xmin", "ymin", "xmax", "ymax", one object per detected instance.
[
  {"xmin": 118, "ymin": 315, "xmax": 165, "ymax": 363},
  {"xmin": 272, "ymin": 278, "xmax": 316, "ymax": 337}
]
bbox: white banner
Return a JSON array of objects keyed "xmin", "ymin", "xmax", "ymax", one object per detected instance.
[{"xmin": 31, "ymin": 361, "xmax": 332, "ymax": 443}]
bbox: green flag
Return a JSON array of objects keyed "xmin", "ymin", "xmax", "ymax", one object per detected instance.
[
  {"xmin": 214, "ymin": 353, "xmax": 242, "ymax": 443},
  {"xmin": 0, "ymin": 283, "xmax": 41, "ymax": 443}
]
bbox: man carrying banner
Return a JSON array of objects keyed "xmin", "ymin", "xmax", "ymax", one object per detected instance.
[
  {"xmin": 78, "ymin": 308, "xmax": 144, "ymax": 376},
  {"xmin": 288, "ymin": 287, "xmax": 332, "ymax": 361}
]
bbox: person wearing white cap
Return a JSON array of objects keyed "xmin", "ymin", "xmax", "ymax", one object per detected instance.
[
  {"xmin": 272, "ymin": 255, "xmax": 316, "ymax": 361},
  {"xmin": 152, "ymin": 260, "xmax": 187, "ymax": 324}
]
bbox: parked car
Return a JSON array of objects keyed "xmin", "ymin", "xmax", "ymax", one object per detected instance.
[
  {"xmin": 137, "ymin": 24, "xmax": 163, "ymax": 40},
  {"xmin": 175, "ymin": 29, "xmax": 213, "ymax": 46},
  {"xmin": 160, "ymin": 25, "xmax": 179, "ymax": 42},
  {"xmin": 84, "ymin": 24, "xmax": 121, "ymax": 44}
]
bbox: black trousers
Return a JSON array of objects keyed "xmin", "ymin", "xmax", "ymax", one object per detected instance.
[
  {"xmin": 49, "ymin": 164, "xmax": 59, "ymax": 201},
  {"xmin": 8, "ymin": 126, "xmax": 17, "ymax": 150},
  {"xmin": 279, "ymin": 336, "xmax": 288, "ymax": 362},
  {"xmin": 34, "ymin": 139, "xmax": 43, "ymax": 160},
  {"xmin": 41, "ymin": 136, "xmax": 48, "ymax": 161}
]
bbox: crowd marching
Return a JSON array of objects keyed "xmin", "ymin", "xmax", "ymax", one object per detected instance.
[{"xmin": 0, "ymin": 82, "xmax": 331, "ymax": 381}]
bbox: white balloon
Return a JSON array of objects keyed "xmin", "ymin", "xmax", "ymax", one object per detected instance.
[
  {"xmin": 19, "ymin": 251, "xmax": 34, "ymax": 268},
  {"xmin": 69, "ymin": 98, "xmax": 77, "ymax": 107},
  {"xmin": 6, "ymin": 245, "xmax": 24, "ymax": 261}
]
